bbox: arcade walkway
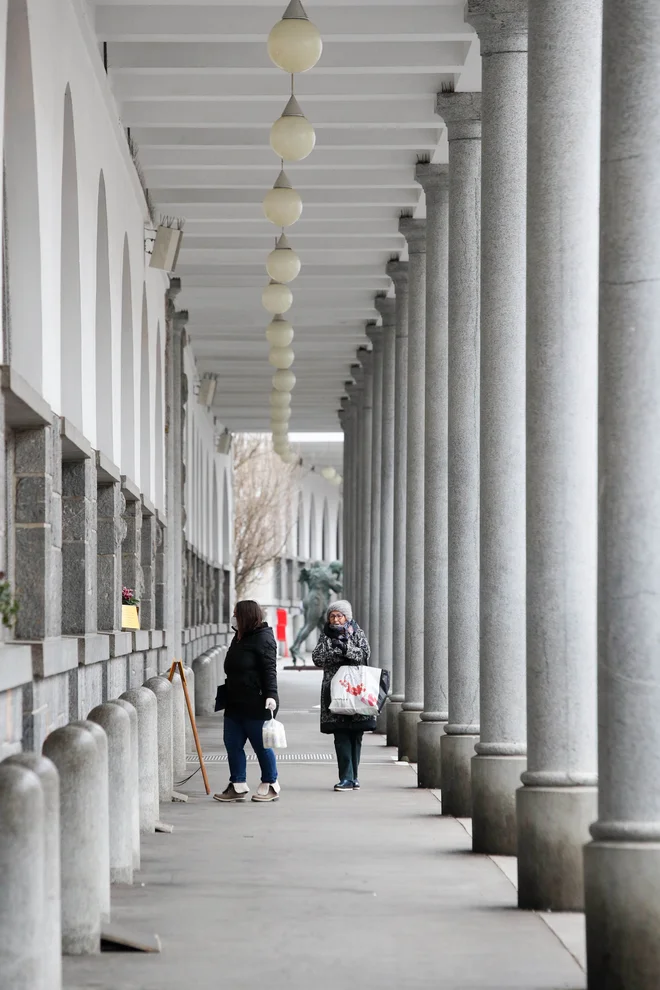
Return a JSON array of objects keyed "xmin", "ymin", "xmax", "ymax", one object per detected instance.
[{"xmin": 64, "ymin": 671, "xmax": 585, "ymax": 990}]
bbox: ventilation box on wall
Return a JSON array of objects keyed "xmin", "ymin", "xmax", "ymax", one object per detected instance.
[{"xmin": 149, "ymin": 222, "xmax": 184, "ymax": 272}]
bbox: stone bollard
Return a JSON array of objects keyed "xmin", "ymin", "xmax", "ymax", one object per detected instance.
[
  {"xmin": 120, "ymin": 687, "xmax": 159, "ymax": 833},
  {"xmin": 5, "ymin": 754, "xmax": 61, "ymax": 990},
  {"xmin": 43, "ymin": 723, "xmax": 102, "ymax": 955},
  {"xmin": 108, "ymin": 698, "xmax": 140, "ymax": 869},
  {"xmin": 75, "ymin": 720, "xmax": 111, "ymax": 921},
  {"xmin": 168, "ymin": 670, "xmax": 187, "ymax": 777},
  {"xmin": 88, "ymin": 704, "xmax": 133, "ymax": 884},
  {"xmin": 144, "ymin": 677, "xmax": 173, "ymax": 802},
  {"xmin": 0, "ymin": 761, "xmax": 45, "ymax": 989},
  {"xmin": 193, "ymin": 654, "xmax": 215, "ymax": 716}
]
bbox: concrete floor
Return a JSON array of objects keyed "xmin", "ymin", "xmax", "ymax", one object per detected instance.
[{"xmin": 64, "ymin": 669, "xmax": 586, "ymax": 990}]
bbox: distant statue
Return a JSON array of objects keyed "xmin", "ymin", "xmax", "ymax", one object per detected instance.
[{"xmin": 290, "ymin": 561, "xmax": 343, "ymax": 666}]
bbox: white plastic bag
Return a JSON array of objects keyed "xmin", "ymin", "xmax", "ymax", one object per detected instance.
[
  {"xmin": 262, "ymin": 712, "xmax": 287, "ymax": 750},
  {"xmin": 329, "ymin": 665, "xmax": 381, "ymax": 715}
]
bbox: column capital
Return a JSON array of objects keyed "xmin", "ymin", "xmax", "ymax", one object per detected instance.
[
  {"xmin": 386, "ymin": 258, "xmax": 409, "ymax": 292},
  {"xmin": 340, "ymin": 395, "xmax": 350, "ymax": 413},
  {"xmin": 357, "ymin": 346, "xmax": 373, "ymax": 374},
  {"xmin": 436, "ymin": 92, "xmax": 482, "ymax": 142},
  {"xmin": 350, "ymin": 363, "xmax": 364, "ymax": 389},
  {"xmin": 466, "ymin": 0, "xmax": 527, "ymax": 55},
  {"xmin": 365, "ymin": 321, "xmax": 384, "ymax": 350},
  {"xmin": 415, "ymin": 162, "xmax": 449, "ymax": 198},
  {"xmin": 167, "ymin": 278, "xmax": 182, "ymax": 303},
  {"xmin": 173, "ymin": 309, "xmax": 188, "ymax": 332},
  {"xmin": 399, "ymin": 216, "xmax": 426, "ymax": 255},
  {"xmin": 375, "ymin": 295, "xmax": 396, "ymax": 328}
]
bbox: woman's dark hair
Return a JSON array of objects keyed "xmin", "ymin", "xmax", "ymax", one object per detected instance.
[{"xmin": 234, "ymin": 600, "xmax": 264, "ymax": 639}]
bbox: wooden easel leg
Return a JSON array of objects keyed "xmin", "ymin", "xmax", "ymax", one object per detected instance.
[{"xmin": 168, "ymin": 660, "xmax": 211, "ymax": 795}]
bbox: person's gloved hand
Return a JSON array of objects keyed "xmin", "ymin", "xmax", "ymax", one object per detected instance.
[{"xmin": 265, "ymin": 698, "xmax": 277, "ymax": 712}]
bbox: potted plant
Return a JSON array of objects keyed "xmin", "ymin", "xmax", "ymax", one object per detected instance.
[{"xmin": 121, "ymin": 587, "xmax": 140, "ymax": 630}]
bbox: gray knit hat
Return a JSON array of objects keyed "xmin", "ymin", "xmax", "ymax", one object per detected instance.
[{"xmin": 327, "ymin": 600, "xmax": 352, "ymax": 621}]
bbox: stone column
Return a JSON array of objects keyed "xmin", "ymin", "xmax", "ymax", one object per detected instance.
[
  {"xmin": 97, "ymin": 482, "xmax": 124, "ymax": 633},
  {"xmin": 415, "ymin": 164, "xmax": 449, "ymax": 788},
  {"xmin": 518, "ymin": 0, "xmax": 601, "ymax": 911},
  {"xmin": 398, "ymin": 218, "xmax": 426, "ymax": 764},
  {"xmin": 338, "ymin": 400, "xmax": 351, "ymax": 595},
  {"xmin": 62, "ymin": 458, "xmax": 97, "ymax": 636},
  {"xmin": 357, "ymin": 347, "xmax": 373, "ymax": 637},
  {"xmin": 435, "ymin": 91, "xmax": 482, "ymax": 817},
  {"xmin": 466, "ymin": 0, "xmax": 528, "ymax": 854},
  {"xmin": 375, "ymin": 296, "xmax": 396, "ymax": 696},
  {"xmin": 122, "ymin": 495, "xmax": 143, "ymax": 621},
  {"xmin": 584, "ymin": 2, "xmax": 660, "ymax": 985},
  {"xmin": 385, "ymin": 260, "xmax": 408, "ymax": 747},
  {"xmin": 346, "ymin": 369, "xmax": 363, "ymax": 613},
  {"xmin": 366, "ymin": 323, "xmax": 383, "ymax": 663},
  {"xmin": 165, "ymin": 300, "xmax": 186, "ymax": 661}
]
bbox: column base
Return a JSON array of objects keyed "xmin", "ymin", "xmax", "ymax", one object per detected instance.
[
  {"xmin": 386, "ymin": 700, "xmax": 403, "ymax": 748},
  {"xmin": 417, "ymin": 719, "xmax": 445, "ymax": 789},
  {"xmin": 516, "ymin": 785, "xmax": 597, "ymax": 910},
  {"xmin": 585, "ymin": 840, "xmax": 660, "ymax": 989},
  {"xmin": 441, "ymin": 734, "xmax": 478, "ymax": 817},
  {"xmin": 471, "ymin": 754, "xmax": 526, "ymax": 855},
  {"xmin": 398, "ymin": 708, "xmax": 421, "ymax": 763}
]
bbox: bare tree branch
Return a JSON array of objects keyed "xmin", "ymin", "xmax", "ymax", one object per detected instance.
[{"xmin": 233, "ymin": 434, "xmax": 296, "ymax": 598}]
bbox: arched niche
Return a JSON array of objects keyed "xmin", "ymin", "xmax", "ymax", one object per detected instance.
[
  {"xmin": 154, "ymin": 322, "xmax": 164, "ymax": 509},
  {"xmin": 120, "ymin": 236, "xmax": 135, "ymax": 479},
  {"xmin": 212, "ymin": 464, "xmax": 219, "ymax": 564},
  {"xmin": 59, "ymin": 85, "xmax": 82, "ymax": 428},
  {"xmin": 139, "ymin": 285, "xmax": 151, "ymax": 496},
  {"xmin": 95, "ymin": 172, "xmax": 113, "ymax": 456},
  {"xmin": 3, "ymin": 0, "xmax": 43, "ymax": 390}
]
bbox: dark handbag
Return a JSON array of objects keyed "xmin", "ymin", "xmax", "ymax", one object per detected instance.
[
  {"xmin": 214, "ymin": 683, "xmax": 227, "ymax": 712},
  {"xmin": 378, "ymin": 669, "xmax": 391, "ymax": 713}
]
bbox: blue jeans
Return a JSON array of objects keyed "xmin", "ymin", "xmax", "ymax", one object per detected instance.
[{"xmin": 224, "ymin": 713, "xmax": 278, "ymax": 785}]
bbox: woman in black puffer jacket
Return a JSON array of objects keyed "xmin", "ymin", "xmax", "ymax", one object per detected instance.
[{"xmin": 214, "ymin": 600, "xmax": 280, "ymax": 804}]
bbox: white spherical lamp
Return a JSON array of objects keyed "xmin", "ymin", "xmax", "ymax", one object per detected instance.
[
  {"xmin": 262, "ymin": 280, "xmax": 293, "ymax": 315},
  {"xmin": 281, "ymin": 450, "xmax": 299, "ymax": 465},
  {"xmin": 270, "ymin": 406, "xmax": 292, "ymax": 424},
  {"xmin": 331, "ymin": 474, "xmax": 343, "ymax": 486},
  {"xmin": 266, "ymin": 315, "xmax": 294, "ymax": 348},
  {"xmin": 273, "ymin": 368, "xmax": 296, "ymax": 392},
  {"xmin": 267, "ymin": 234, "xmax": 301, "ymax": 283},
  {"xmin": 270, "ymin": 389, "xmax": 292, "ymax": 408},
  {"xmin": 263, "ymin": 170, "xmax": 303, "ymax": 228},
  {"xmin": 267, "ymin": 0, "xmax": 323, "ymax": 74},
  {"xmin": 270, "ymin": 96, "xmax": 316, "ymax": 162},
  {"xmin": 321, "ymin": 466, "xmax": 337, "ymax": 481},
  {"xmin": 269, "ymin": 345, "xmax": 295, "ymax": 370}
]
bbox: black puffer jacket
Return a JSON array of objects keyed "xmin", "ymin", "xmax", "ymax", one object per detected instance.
[{"xmin": 224, "ymin": 623, "xmax": 279, "ymax": 720}]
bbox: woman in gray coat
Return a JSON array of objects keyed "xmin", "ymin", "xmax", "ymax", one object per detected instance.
[{"xmin": 312, "ymin": 600, "xmax": 372, "ymax": 791}]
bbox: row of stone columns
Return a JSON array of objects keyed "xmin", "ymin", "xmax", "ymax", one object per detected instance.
[{"xmin": 340, "ymin": 0, "xmax": 659, "ymax": 984}]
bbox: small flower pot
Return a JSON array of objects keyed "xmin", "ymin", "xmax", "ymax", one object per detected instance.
[{"xmin": 121, "ymin": 604, "xmax": 140, "ymax": 630}]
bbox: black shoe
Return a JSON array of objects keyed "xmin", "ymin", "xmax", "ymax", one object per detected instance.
[
  {"xmin": 334, "ymin": 779, "xmax": 355, "ymax": 791},
  {"xmin": 353, "ymin": 779, "xmax": 360, "ymax": 790}
]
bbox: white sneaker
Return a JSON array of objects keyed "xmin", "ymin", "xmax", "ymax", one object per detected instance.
[{"xmin": 251, "ymin": 781, "xmax": 280, "ymax": 802}]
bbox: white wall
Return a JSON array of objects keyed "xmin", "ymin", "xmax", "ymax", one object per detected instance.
[{"xmin": 1, "ymin": 0, "xmax": 168, "ymax": 505}]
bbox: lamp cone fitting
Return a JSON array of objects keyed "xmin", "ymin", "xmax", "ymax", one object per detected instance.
[{"xmin": 282, "ymin": 0, "xmax": 309, "ymax": 20}]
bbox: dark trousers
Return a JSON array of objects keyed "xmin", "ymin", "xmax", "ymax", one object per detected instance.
[
  {"xmin": 224, "ymin": 713, "xmax": 278, "ymax": 784},
  {"xmin": 333, "ymin": 730, "xmax": 363, "ymax": 782}
]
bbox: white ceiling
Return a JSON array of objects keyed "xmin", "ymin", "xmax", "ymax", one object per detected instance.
[{"xmin": 91, "ymin": 0, "xmax": 480, "ymax": 431}]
